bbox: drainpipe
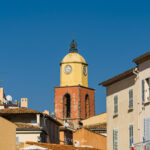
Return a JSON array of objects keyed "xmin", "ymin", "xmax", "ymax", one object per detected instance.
[
  {"xmin": 133, "ymin": 67, "xmax": 139, "ymax": 80},
  {"xmin": 133, "ymin": 67, "xmax": 141, "ymax": 142}
]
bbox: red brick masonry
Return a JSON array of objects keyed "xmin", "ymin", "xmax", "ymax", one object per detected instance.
[{"xmin": 54, "ymin": 86, "xmax": 95, "ymax": 125}]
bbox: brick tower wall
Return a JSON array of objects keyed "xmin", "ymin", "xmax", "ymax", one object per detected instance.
[
  {"xmin": 54, "ymin": 86, "xmax": 80, "ymax": 120},
  {"xmin": 54, "ymin": 86, "xmax": 95, "ymax": 127},
  {"xmin": 80, "ymin": 87, "xmax": 95, "ymax": 120}
]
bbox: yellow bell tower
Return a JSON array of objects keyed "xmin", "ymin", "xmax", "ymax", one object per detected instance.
[{"xmin": 60, "ymin": 40, "xmax": 88, "ymax": 87}]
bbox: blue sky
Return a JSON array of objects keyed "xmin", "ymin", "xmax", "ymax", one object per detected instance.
[{"xmin": 0, "ymin": 0, "xmax": 150, "ymax": 114}]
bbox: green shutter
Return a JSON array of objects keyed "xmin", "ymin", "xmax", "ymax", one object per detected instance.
[
  {"xmin": 129, "ymin": 89, "xmax": 133, "ymax": 109},
  {"xmin": 142, "ymin": 80, "xmax": 145, "ymax": 104},
  {"xmin": 114, "ymin": 95, "xmax": 118, "ymax": 114},
  {"xmin": 113, "ymin": 129, "xmax": 118, "ymax": 150}
]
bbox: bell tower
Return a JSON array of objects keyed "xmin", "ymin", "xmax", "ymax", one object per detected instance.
[
  {"xmin": 54, "ymin": 40, "xmax": 95, "ymax": 128},
  {"xmin": 60, "ymin": 40, "xmax": 88, "ymax": 87}
]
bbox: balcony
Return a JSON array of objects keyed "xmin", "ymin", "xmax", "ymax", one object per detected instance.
[{"xmin": 134, "ymin": 141, "xmax": 150, "ymax": 150}]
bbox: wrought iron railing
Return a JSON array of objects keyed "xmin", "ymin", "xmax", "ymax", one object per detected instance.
[{"xmin": 134, "ymin": 141, "xmax": 150, "ymax": 150}]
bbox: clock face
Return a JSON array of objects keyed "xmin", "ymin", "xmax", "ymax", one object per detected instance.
[
  {"xmin": 83, "ymin": 66, "xmax": 87, "ymax": 75},
  {"xmin": 65, "ymin": 65, "xmax": 72, "ymax": 73}
]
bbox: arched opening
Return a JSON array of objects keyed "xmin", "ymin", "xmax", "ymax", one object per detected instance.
[
  {"xmin": 85, "ymin": 94, "xmax": 90, "ymax": 119},
  {"xmin": 63, "ymin": 94, "xmax": 71, "ymax": 118}
]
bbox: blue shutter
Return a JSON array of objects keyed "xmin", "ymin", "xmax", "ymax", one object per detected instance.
[
  {"xmin": 142, "ymin": 80, "xmax": 145, "ymax": 104},
  {"xmin": 16, "ymin": 136, "xmax": 19, "ymax": 143},
  {"xmin": 144, "ymin": 118, "xmax": 150, "ymax": 141},
  {"xmin": 129, "ymin": 125, "xmax": 133, "ymax": 147}
]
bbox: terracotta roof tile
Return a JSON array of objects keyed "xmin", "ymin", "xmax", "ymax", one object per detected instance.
[
  {"xmin": 0, "ymin": 108, "xmax": 62, "ymax": 126},
  {"xmin": 84, "ymin": 123, "xmax": 106, "ymax": 129},
  {"xmin": 0, "ymin": 108, "xmax": 41, "ymax": 114},
  {"xmin": 15, "ymin": 123, "xmax": 41, "ymax": 129}
]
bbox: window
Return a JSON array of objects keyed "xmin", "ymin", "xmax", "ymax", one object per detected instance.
[
  {"xmin": 129, "ymin": 124, "xmax": 133, "ymax": 148},
  {"xmin": 144, "ymin": 118, "xmax": 150, "ymax": 141},
  {"xmin": 30, "ymin": 120, "xmax": 36, "ymax": 123},
  {"xmin": 129, "ymin": 89, "xmax": 133, "ymax": 109},
  {"xmin": 113, "ymin": 129, "xmax": 118, "ymax": 150},
  {"xmin": 114, "ymin": 95, "xmax": 118, "ymax": 115},
  {"xmin": 16, "ymin": 136, "xmax": 19, "ymax": 143},
  {"xmin": 63, "ymin": 94, "xmax": 71, "ymax": 118},
  {"xmin": 142, "ymin": 80, "xmax": 145, "ymax": 103},
  {"xmin": 142, "ymin": 78, "xmax": 150, "ymax": 104},
  {"xmin": 85, "ymin": 94, "xmax": 90, "ymax": 118},
  {"xmin": 53, "ymin": 123, "xmax": 55, "ymax": 139}
]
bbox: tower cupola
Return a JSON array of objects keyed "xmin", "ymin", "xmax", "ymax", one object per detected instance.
[
  {"xmin": 60, "ymin": 40, "xmax": 88, "ymax": 87},
  {"xmin": 69, "ymin": 40, "xmax": 78, "ymax": 53}
]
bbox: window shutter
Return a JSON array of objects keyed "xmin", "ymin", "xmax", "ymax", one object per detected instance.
[
  {"xmin": 144, "ymin": 118, "xmax": 150, "ymax": 141},
  {"xmin": 16, "ymin": 136, "xmax": 19, "ymax": 143},
  {"xmin": 129, "ymin": 125, "xmax": 133, "ymax": 147},
  {"xmin": 129, "ymin": 89, "xmax": 133, "ymax": 109},
  {"xmin": 142, "ymin": 80, "xmax": 145, "ymax": 104},
  {"xmin": 116, "ymin": 130, "xmax": 118, "ymax": 150},
  {"xmin": 114, "ymin": 95, "xmax": 118, "ymax": 114},
  {"xmin": 113, "ymin": 129, "xmax": 118, "ymax": 150},
  {"xmin": 148, "ymin": 78, "xmax": 150, "ymax": 100}
]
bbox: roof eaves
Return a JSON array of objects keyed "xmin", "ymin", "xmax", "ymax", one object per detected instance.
[
  {"xmin": 16, "ymin": 128, "xmax": 42, "ymax": 131},
  {"xmin": 99, "ymin": 67, "xmax": 136, "ymax": 87},
  {"xmin": 133, "ymin": 51, "xmax": 150, "ymax": 65},
  {"xmin": 43, "ymin": 115, "xmax": 62, "ymax": 126}
]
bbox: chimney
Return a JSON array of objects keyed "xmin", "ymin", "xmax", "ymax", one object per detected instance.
[
  {"xmin": 0, "ymin": 88, "xmax": 4, "ymax": 104},
  {"xmin": 21, "ymin": 98, "xmax": 28, "ymax": 108}
]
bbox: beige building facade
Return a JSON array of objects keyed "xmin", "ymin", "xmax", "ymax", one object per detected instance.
[
  {"xmin": 100, "ymin": 52, "xmax": 150, "ymax": 150},
  {"xmin": 0, "ymin": 116, "xmax": 16, "ymax": 150}
]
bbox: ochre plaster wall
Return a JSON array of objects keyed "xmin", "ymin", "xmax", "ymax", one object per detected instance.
[
  {"xmin": 0, "ymin": 117, "xmax": 16, "ymax": 150},
  {"xmin": 73, "ymin": 128, "xmax": 106, "ymax": 150},
  {"xmin": 59, "ymin": 131, "xmax": 65, "ymax": 145},
  {"xmin": 60, "ymin": 62, "xmax": 88, "ymax": 87}
]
